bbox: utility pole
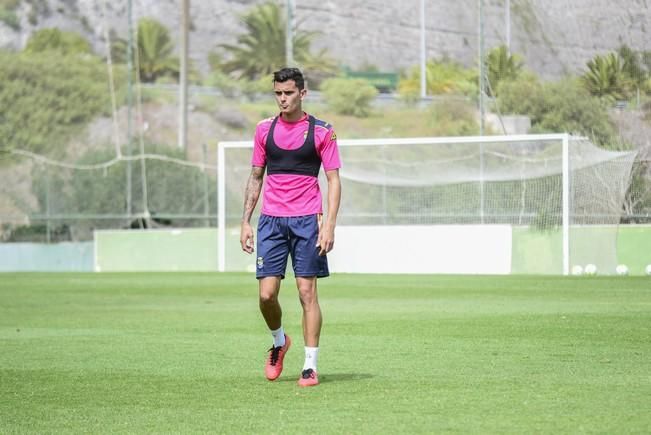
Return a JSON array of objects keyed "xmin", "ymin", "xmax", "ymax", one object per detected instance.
[
  {"xmin": 285, "ymin": 0, "xmax": 294, "ymax": 66},
  {"xmin": 420, "ymin": 0, "xmax": 426, "ymax": 100},
  {"xmin": 178, "ymin": 0, "xmax": 189, "ymax": 151},
  {"xmin": 478, "ymin": 0, "xmax": 486, "ymax": 223},
  {"xmin": 126, "ymin": 0, "xmax": 133, "ymax": 219}
]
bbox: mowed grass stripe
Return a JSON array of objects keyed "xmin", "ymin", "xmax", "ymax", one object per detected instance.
[{"xmin": 1, "ymin": 273, "xmax": 649, "ymax": 433}]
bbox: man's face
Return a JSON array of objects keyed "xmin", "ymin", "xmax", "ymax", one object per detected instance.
[{"xmin": 273, "ymin": 80, "xmax": 305, "ymax": 117}]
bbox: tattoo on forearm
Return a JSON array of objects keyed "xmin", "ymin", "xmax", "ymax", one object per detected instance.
[{"xmin": 242, "ymin": 169, "xmax": 264, "ymax": 222}]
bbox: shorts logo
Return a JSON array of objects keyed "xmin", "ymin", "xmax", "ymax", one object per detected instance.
[{"xmin": 257, "ymin": 256, "xmax": 264, "ymax": 268}]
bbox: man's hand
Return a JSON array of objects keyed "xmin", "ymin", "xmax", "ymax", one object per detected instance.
[
  {"xmin": 318, "ymin": 169, "xmax": 340, "ymax": 256},
  {"xmin": 240, "ymin": 166, "xmax": 264, "ymax": 254},
  {"xmin": 240, "ymin": 221, "xmax": 254, "ymax": 254},
  {"xmin": 316, "ymin": 221, "xmax": 335, "ymax": 256}
]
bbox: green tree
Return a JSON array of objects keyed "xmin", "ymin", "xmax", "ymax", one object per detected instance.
[
  {"xmin": 136, "ymin": 18, "xmax": 179, "ymax": 82},
  {"xmin": 217, "ymin": 1, "xmax": 337, "ymax": 81},
  {"xmin": 0, "ymin": 51, "xmax": 124, "ymax": 156},
  {"xmin": 618, "ymin": 45, "xmax": 651, "ymax": 96},
  {"xmin": 642, "ymin": 51, "xmax": 651, "ymax": 75},
  {"xmin": 498, "ymin": 75, "xmax": 618, "ymax": 149},
  {"xmin": 618, "ymin": 45, "xmax": 646, "ymax": 86},
  {"xmin": 111, "ymin": 18, "xmax": 179, "ymax": 83},
  {"xmin": 486, "ymin": 45, "xmax": 523, "ymax": 96},
  {"xmin": 24, "ymin": 28, "xmax": 92, "ymax": 55},
  {"xmin": 581, "ymin": 52, "xmax": 632, "ymax": 101}
]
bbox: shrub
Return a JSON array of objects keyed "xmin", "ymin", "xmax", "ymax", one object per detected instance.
[
  {"xmin": 24, "ymin": 28, "xmax": 92, "ymax": 55},
  {"xmin": 320, "ymin": 77, "xmax": 378, "ymax": 117},
  {"xmin": 497, "ymin": 75, "xmax": 618, "ymax": 149},
  {"xmin": 428, "ymin": 98, "xmax": 479, "ymax": 136},
  {"xmin": 0, "ymin": 0, "xmax": 20, "ymax": 29},
  {"xmin": 0, "ymin": 8, "xmax": 19, "ymax": 30},
  {"xmin": 398, "ymin": 60, "xmax": 477, "ymax": 104}
]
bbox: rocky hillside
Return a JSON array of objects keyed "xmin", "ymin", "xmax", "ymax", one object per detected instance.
[{"xmin": 1, "ymin": 0, "xmax": 650, "ymax": 78}]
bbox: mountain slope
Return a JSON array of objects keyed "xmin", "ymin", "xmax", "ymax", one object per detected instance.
[{"xmin": 0, "ymin": 0, "xmax": 649, "ymax": 78}]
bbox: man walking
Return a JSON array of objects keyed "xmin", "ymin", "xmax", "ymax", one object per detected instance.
[{"xmin": 240, "ymin": 67, "xmax": 341, "ymax": 387}]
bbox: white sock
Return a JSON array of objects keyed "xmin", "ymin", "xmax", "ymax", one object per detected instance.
[
  {"xmin": 271, "ymin": 326, "xmax": 285, "ymax": 348},
  {"xmin": 303, "ymin": 346, "xmax": 319, "ymax": 371}
]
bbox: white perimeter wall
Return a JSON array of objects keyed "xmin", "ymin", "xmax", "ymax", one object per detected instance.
[{"xmin": 328, "ymin": 225, "xmax": 512, "ymax": 274}]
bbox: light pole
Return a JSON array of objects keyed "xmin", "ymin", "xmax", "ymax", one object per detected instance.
[
  {"xmin": 420, "ymin": 0, "xmax": 426, "ymax": 100},
  {"xmin": 506, "ymin": 0, "xmax": 511, "ymax": 55},
  {"xmin": 178, "ymin": 0, "xmax": 189, "ymax": 151},
  {"xmin": 478, "ymin": 0, "xmax": 485, "ymax": 136},
  {"xmin": 286, "ymin": 0, "xmax": 294, "ymax": 66},
  {"xmin": 126, "ymin": 0, "xmax": 133, "ymax": 219}
]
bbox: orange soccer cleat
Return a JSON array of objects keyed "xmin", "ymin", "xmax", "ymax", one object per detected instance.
[
  {"xmin": 265, "ymin": 334, "xmax": 291, "ymax": 381},
  {"xmin": 297, "ymin": 368, "xmax": 319, "ymax": 387}
]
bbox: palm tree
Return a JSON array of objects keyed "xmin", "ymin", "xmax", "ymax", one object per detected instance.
[
  {"xmin": 218, "ymin": 1, "xmax": 336, "ymax": 80},
  {"xmin": 135, "ymin": 18, "xmax": 179, "ymax": 82},
  {"xmin": 582, "ymin": 52, "xmax": 632, "ymax": 101},
  {"xmin": 486, "ymin": 45, "xmax": 523, "ymax": 96},
  {"xmin": 110, "ymin": 19, "xmax": 178, "ymax": 83}
]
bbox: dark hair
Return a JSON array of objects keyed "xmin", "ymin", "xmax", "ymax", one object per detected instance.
[{"xmin": 273, "ymin": 67, "xmax": 305, "ymax": 90}]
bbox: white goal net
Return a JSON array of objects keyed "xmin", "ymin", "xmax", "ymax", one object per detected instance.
[{"xmin": 218, "ymin": 134, "xmax": 637, "ymax": 275}]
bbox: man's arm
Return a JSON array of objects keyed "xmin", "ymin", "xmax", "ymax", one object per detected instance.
[
  {"xmin": 240, "ymin": 166, "xmax": 265, "ymax": 254},
  {"xmin": 317, "ymin": 169, "xmax": 341, "ymax": 256}
]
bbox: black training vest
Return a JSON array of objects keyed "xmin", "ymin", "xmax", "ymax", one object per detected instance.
[{"xmin": 265, "ymin": 115, "xmax": 321, "ymax": 177}]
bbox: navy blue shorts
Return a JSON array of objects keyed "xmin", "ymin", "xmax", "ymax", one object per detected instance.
[{"xmin": 256, "ymin": 214, "xmax": 329, "ymax": 279}]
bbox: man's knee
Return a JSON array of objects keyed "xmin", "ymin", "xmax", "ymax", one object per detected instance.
[
  {"xmin": 259, "ymin": 291, "xmax": 278, "ymax": 305},
  {"xmin": 259, "ymin": 277, "xmax": 281, "ymax": 305},
  {"xmin": 297, "ymin": 280, "xmax": 318, "ymax": 306}
]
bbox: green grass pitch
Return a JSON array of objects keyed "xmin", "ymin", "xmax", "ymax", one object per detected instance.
[{"xmin": 1, "ymin": 272, "xmax": 650, "ymax": 433}]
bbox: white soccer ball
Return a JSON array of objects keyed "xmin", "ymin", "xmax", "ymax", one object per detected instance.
[
  {"xmin": 571, "ymin": 265, "xmax": 583, "ymax": 276},
  {"xmin": 646, "ymin": 264, "xmax": 651, "ymax": 276},
  {"xmin": 615, "ymin": 264, "xmax": 629, "ymax": 276},
  {"xmin": 584, "ymin": 264, "xmax": 598, "ymax": 276}
]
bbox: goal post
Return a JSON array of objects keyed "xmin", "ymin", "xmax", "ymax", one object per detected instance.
[
  {"xmin": 562, "ymin": 133, "xmax": 570, "ymax": 275},
  {"xmin": 217, "ymin": 134, "xmax": 637, "ymax": 275}
]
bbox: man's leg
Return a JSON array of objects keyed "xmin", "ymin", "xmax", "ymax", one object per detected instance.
[
  {"xmin": 260, "ymin": 276, "xmax": 291, "ymax": 381},
  {"xmin": 297, "ymin": 276, "xmax": 321, "ymax": 386},
  {"xmin": 296, "ymin": 276, "xmax": 321, "ymax": 347},
  {"xmin": 259, "ymin": 276, "xmax": 282, "ymax": 331}
]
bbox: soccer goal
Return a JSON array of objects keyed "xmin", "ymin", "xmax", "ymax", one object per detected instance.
[{"xmin": 217, "ymin": 134, "xmax": 637, "ymax": 275}]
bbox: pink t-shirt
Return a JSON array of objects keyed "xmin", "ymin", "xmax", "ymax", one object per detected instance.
[{"xmin": 252, "ymin": 112, "xmax": 341, "ymax": 217}]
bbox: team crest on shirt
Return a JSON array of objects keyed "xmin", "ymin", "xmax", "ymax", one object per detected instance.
[
  {"xmin": 257, "ymin": 256, "xmax": 264, "ymax": 268},
  {"xmin": 330, "ymin": 131, "xmax": 337, "ymax": 140},
  {"xmin": 303, "ymin": 130, "xmax": 309, "ymax": 138}
]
